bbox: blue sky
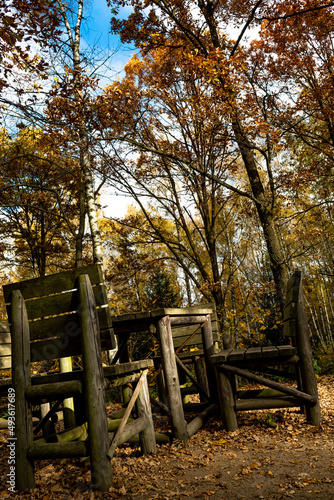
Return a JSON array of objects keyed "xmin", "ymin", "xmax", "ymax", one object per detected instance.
[{"xmin": 81, "ymin": 0, "xmax": 136, "ymax": 75}]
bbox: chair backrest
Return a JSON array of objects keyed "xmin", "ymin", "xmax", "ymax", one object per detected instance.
[
  {"xmin": 0, "ymin": 320, "xmax": 11, "ymax": 369},
  {"xmin": 283, "ymin": 270, "xmax": 302, "ymax": 339},
  {"xmin": 3, "ymin": 265, "xmax": 116, "ymax": 363},
  {"xmin": 171, "ymin": 303, "xmax": 220, "ymax": 351}
]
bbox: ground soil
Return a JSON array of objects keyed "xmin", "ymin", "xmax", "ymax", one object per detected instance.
[{"xmin": 0, "ymin": 376, "xmax": 333, "ymax": 500}]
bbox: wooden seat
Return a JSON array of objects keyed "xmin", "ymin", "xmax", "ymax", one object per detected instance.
[
  {"xmin": 211, "ymin": 271, "xmax": 321, "ymax": 431},
  {"xmin": 3, "ymin": 265, "xmax": 156, "ymax": 492}
]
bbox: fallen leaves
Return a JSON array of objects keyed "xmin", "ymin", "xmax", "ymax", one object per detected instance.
[{"xmin": 0, "ymin": 376, "xmax": 333, "ymax": 499}]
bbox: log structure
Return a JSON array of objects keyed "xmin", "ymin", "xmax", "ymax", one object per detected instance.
[
  {"xmin": 211, "ymin": 271, "xmax": 322, "ymax": 431},
  {"xmin": 3, "ymin": 265, "xmax": 156, "ymax": 492},
  {"xmin": 110, "ymin": 304, "xmax": 220, "ymax": 442}
]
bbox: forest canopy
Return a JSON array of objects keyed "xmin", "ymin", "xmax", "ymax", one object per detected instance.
[{"xmin": 1, "ymin": 0, "xmax": 334, "ymax": 353}]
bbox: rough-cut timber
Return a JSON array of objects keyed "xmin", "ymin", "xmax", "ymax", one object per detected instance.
[
  {"xmin": 212, "ymin": 271, "xmax": 321, "ymax": 430},
  {"xmin": 78, "ymin": 274, "xmax": 112, "ymax": 491},
  {"xmin": 157, "ymin": 316, "xmax": 189, "ymax": 442},
  {"xmin": 10, "ymin": 290, "xmax": 35, "ymax": 490}
]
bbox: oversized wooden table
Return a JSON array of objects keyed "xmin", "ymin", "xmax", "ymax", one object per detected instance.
[{"xmin": 110, "ymin": 307, "xmax": 217, "ymax": 442}]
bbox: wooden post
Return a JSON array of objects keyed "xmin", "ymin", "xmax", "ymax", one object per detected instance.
[
  {"xmin": 40, "ymin": 403, "xmax": 55, "ymax": 437},
  {"xmin": 136, "ymin": 373, "xmax": 157, "ymax": 454},
  {"xmin": 119, "ymin": 343, "xmax": 132, "ymax": 404},
  {"xmin": 295, "ymin": 275, "xmax": 322, "ymax": 425},
  {"xmin": 78, "ymin": 275, "xmax": 112, "ymax": 491},
  {"xmin": 201, "ymin": 315, "xmax": 218, "ymax": 402},
  {"xmin": 10, "ymin": 290, "xmax": 35, "ymax": 490},
  {"xmin": 194, "ymin": 356, "xmax": 209, "ymax": 402},
  {"xmin": 156, "ymin": 365, "xmax": 167, "ymax": 406},
  {"xmin": 215, "ymin": 367, "xmax": 238, "ymax": 432},
  {"xmin": 157, "ymin": 316, "xmax": 188, "ymax": 442},
  {"xmin": 59, "ymin": 357, "xmax": 76, "ymax": 428}
]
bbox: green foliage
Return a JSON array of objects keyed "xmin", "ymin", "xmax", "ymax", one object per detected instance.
[
  {"xmin": 314, "ymin": 347, "xmax": 334, "ymax": 375},
  {"xmin": 143, "ymin": 266, "xmax": 181, "ymax": 309}
]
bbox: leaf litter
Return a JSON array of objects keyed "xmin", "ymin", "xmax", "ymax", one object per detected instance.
[{"xmin": 0, "ymin": 375, "xmax": 333, "ymax": 499}]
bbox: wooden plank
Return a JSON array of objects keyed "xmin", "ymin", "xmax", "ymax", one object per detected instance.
[
  {"xmin": 227, "ymin": 349, "xmax": 247, "ymax": 362},
  {"xmin": 169, "ymin": 315, "xmax": 212, "ymax": 326},
  {"xmin": 218, "ymin": 365, "xmax": 317, "ymax": 404},
  {"xmin": 22, "ymin": 306, "xmax": 112, "ymax": 342},
  {"xmin": 151, "ymin": 307, "xmax": 213, "ymax": 318},
  {"xmin": 0, "ymin": 356, "xmax": 11, "ymax": 369},
  {"xmin": 0, "ymin": 333, "xmax": 11, "ymax": 343},
  {"xmin": 0, "ymin": 320, "xmax": 10, "ymax": 332},
  {"xmin": 78, "ymin": 274, "xmax": 112, "ymax": 491},
  {"xmin": 261, "ymin": 346, "xmax": 280, "ymax": 358},
  {"xmin": 173, "ymin": 333, "xmax": 204, "ymax": 348},
  {"xmin": 211, "ymin": 349, "xmax": 233, "ymax": 363},
  {"xmin": 24, "ymin": 289, "xmax": 78, "ymax": 320},
  {"xmin": 172, "ymin": 324, "xmax": 220, "ymax": 343},
  {"xmin": 244, "ymin": 347, "xmax": 263, "ymax": 360},
  {"xmin": 3, "ymin": 264, "xmax": 103, "ymax": 302},
  {"xmin": 0, "ymin": 343, "xmax": 11, "ymax": 356},
  {"xmin": 10, "ymin": 290, "xmax": 35, "ymax": 490},
  {"xmin": 103, "ymin": 359, "xmax": 153, "ymax": 378},
  {"xmin": 276, "ymin": 345, "xmax": 296, "ymax": 357}
]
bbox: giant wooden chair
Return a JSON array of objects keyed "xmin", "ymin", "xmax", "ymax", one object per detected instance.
[
  {"xmin": 3, "ymin": 265, "xmax": 156, "ymax": 491},
  {"xmin": 211, "ymin": 271, "xmax": 322, "ymax": 430}
]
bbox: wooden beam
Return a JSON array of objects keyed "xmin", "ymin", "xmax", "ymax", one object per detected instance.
[{"xmin": 218, "ymin": 365, "xmax": 317, "ymax": 404}]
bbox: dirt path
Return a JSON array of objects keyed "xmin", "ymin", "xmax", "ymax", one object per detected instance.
[{"xmin": 0, "ymin": 376, "xmax": 333, "ymax": 500}]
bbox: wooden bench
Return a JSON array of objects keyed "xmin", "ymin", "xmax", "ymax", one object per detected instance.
[
  {"xmin": 211, "ymin": 271, "xmax": 321, "ymax": 431},
  {"xmin": 3, "ymin": 265, "xmax": 156, "ymax": 492}
]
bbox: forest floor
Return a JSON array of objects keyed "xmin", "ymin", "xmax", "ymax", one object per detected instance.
[{"xmin": 0, "ymin": 375, "xmax": 333, "ymax": 500}]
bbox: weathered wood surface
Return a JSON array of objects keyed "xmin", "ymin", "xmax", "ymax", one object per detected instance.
[
  {"xmin": 218, "ymin": 365, "xmax": 317, "ymax": 404},
  {"xmin": 235, "ymin": 396, "xmax": 308, "ymax": 411},
  {"xmin": 136, "ymin": 371, "xmax": 157, "ymax": 454},
  {"xmin": 29, "ymin": 441, "xmax": 88, "ymax": 460},
  {"xmin": 78, "ymin": 274, "xmax": 112, "ymax": 491},
  {"xmin": 175, "ymin": 355, "xmax": 210, "ymax": 401},
  {"xmin": 294, "ymin": 273, "xmax": 322, "ymax": 425},
  {"xmin": 10, "ymin": 290, "xmax": 35, "ymax": 490},
  {"xmin": 187, "ymin": 404, "xmax": 217, "ymax": 438},
  {"xmin": 216, "ymin": 368, "xmax": 238, "ymax": 432},
  {"xmin": 59, "ymin": 357, "xmax": 76, "ymax": 429},
  {"xmin": 0, "ymin": 320, "xmax": 11, "ymax": 369},
  {"xmin": 107, "ymin": 369, "xmax": 151, "ymax": 459},
  {"xmin": 3, "ymin": 264, "xmax": 116, "ymax": 363},
  {"xmin": 3, "ymin": 264, "xmax": 103, "ymax": 301},
  {"xmin": 211, "ymin": 345, "xmax": 296, "ymax": 364},
  {"xmin": 26, "ymin": 380, "xmax": 83, "ymax": 401},
  {"xmin": 157, "ymin": 316, "xmax": 189, "ymax": 442}
]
